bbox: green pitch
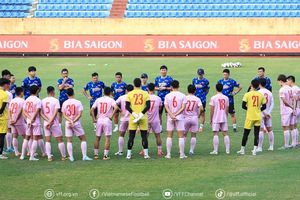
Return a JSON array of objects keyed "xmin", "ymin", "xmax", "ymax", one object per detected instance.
[{"xmin": 0, "ymin": 57, "xmax": 300, "ymax": 200}]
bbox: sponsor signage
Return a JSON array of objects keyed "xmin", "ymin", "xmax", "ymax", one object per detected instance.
[{"xmin": 0, "ymin": 35, "xmax": 299, "ymax": 53}]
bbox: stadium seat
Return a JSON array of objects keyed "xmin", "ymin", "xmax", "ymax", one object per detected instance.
[
  {"xmin": 34, "ymin": 0, "xmax": 113, "ymax": 18},
  {"xmin": 0, "ymin": 0, "xmax": 32, "ymax": 18},
  {"xmin": 125, "ymin": 0, "xmax": 300, "ymax": 18}
]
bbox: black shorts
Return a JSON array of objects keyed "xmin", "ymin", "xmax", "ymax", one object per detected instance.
[
  {"xmin": 201, "ymin": 102, "xmax": 206, "ymax": 112},
  {"xmin": 159, "ymin": 104, "xmax": 165, "ymax": 115},
  {"xmin": 229, "ymin": 103, "xmax": 235, "ymax": 114},
  {"xmin": 58, "ymin": 100, "xmax": 64, "ymax": 113},
  {"xmin": 90, "ymin": 104, "xmax": 98, "ymax": 117}
]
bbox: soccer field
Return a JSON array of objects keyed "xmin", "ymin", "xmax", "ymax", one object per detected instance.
[{"xmin": 0, "ymin": 57, "xmax": 300, "ymax": 200}]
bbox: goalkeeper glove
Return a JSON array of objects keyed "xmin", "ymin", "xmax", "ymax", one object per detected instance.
[
  {"xmin": 133, "ymin": 113, "xmax": 144, "ymax": 123},
  {"xmin": 132, "ymin": 112, "xmax": 139, "ymax": 119}
]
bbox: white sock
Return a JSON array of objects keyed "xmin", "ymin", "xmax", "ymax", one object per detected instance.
[
  {"xmin": 104, "ymin": 149, "xmax": 109, "ymax": 156},
  {"xmin": 38, "ymin": 139, "xmax": 45, "ymax": 155},
  {"xmin": 67, "ymin": 142, "xmax": 73, "ymax": 158},
  {"xmin": 157, "ymin": 145, "xmax": 162, "ymax": 152},
  {"xmin": 45, "ymin": 142, "xmax": 51, "ymax": 158},
  {"xmin": 213, "ymin": 135, "xmax": 219, "ymax": 152},
  {"xmin": 295, "ymin": 128, "xmax": 299, "ymax": 144},
  {"xmin": 21, "ymin": 139, "xmax": 28, "ymax": 157},
  {"xmin": 12, "ymin": 138, "xmax": 19, "ymax": 155},
  {"xmin": 127, "ymin": 149, "xmax": 132, "ymax": 157},
  {"xmin": 94, "ymin": 149, "xmax": 99, "ymax": 156},
  {"xmin": 143, "ymin": 149, "xmax": 149, "ymax": 156},
  {"xmin": 190, "ymin": 137, "xmax": 196, "ymax": 152},
  {"xmin": 166, "ymin": 137, "xmax": 172, "ymax": 156},
  {"xmin": 179, "ymin": 138, "xmax": 185, "ymax": 156},
  {"xmin": 233, "ymin": 124, "xmax": 237, "ymax": 129},
  {"xmin": 268, "ymin": 131, "xmax": 274, "ymax": 147},
  {"xmin": 253, "ymin": 146, "xmax": 258, "ymax": 151},
  {"xmin": 284, "ymin": 130, "xmax": 290, "ymax": 148},
  {"xmin": 258, "ymin": 131, "xmax": 264, "ymax": 148},
  {"xmin": 81, "ymin": 141, "xmax": 87, "ymax": 158},
  {"xmin": 224, "ymin": 135, "xmax": 230, "ymax": 152},
  {"xmin": 6, "ymin": 132, "xmax": 12, "ymax": 149},
  {"xmin": 28, "ymin": 139, "xmax": 32, "ymax": 154},
  {"xmin": 118, "ymin": 136, "xmax": 124, "ymax": 152},
  {"xmin": 58, "ymin": 142, "xmax": 66, "ymax": 157},
  {"xmin": 291, "ymin": 129, "xmax": 297, "ymax": 147},
  {"xmin": 30, "ymin": 140, "xmax": 38, "ymax": 158}
]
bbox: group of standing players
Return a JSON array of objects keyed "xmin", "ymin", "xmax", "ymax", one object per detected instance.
[{"xmin": 0, "ymin": 65, "xmax": 299, "ymax": 161}]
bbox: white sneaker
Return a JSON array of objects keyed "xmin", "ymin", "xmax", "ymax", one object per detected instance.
[
  {"xmin": 69, "ymin": 156, "xmax": 75, "ymax": 162},
  {"xmin": 278, "ymin": 146, "xmax": 288, "ymax": 150},
  {"xmin": 19, "ymin": 155, "xmax": 25, "ymax": 160},
  {"xmin": 113, "ymin": 126, "xmax": 118, "ymax": 132},
  {"xmin": 180, "ymin": 154, "xmax": 187, "ymax": 159},
  {"xmin": 226, "ymin": 150, "xmax": 230, "ymax": 154},
  {"xmin": 126, "ymin": 154, "xmax": 132, "ymax": 160},
  {"xmin": 144, "ymin": 155, "xmax": 150, "ymax": 159},
  {"xmin": 210, "ymin": 151, "xmax": 218, "ymax": 155},
  {"xmin": 0, "ymin": 155, "xmax": 8, "ymax": 160},
  {"xmin": 114, "ymin": 151, "xmax": 123, "ymax": 156},
  {"xmin": 256, "ymin": 147, "xmax": 263, "ymax": 152},
  {"xmin": 29, "ymin": 157, "xmax": 39, "ymax": 161},
  {"xmin": 165, "ymin": 154, "xmax": 171, "ymax": 159},
  {"xmin": 252, "ymin": 150, "xmax": 257, "ymax": 156},
  {"xmin": 237, "ymin": 149, "xmax": 245, "ymax": 155},
  {"xmin": 268, "ymin": 146, "xmax": 274, "ymax": 151},
  {"xmin": 82, "ymin": 156, "xmax": 92, "ymax": 161}
]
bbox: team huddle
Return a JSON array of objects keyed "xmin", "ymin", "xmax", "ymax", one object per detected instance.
[{"xmin": 0, "ymin": 65, "xmax": 299, "ymax": 161}]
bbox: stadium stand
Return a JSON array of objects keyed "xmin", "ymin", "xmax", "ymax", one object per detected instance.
[
  {"xmin": 0, "ymin": 0, "xmax": 32, "ymax": 18},
  {"xmin": 34, "ymin": 0, "xmax": 113, "ymax": 18},
  {"xmin": 125, "ymin": 0, "xmax": 300, "ymax": 18}
]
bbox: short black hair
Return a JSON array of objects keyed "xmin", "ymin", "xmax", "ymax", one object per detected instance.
[
  {"xmin": 47, "ymin": 86, "xmax": 55, "ymax": 94},
  {"xmin": 133, "ymin": 78, "xmax": 141, "ymax": 87},
  {"xmin": 216, "ymin": 83, "xmax": 223, "ymax": 92},
  {"xmin": 251, "ymin": 79, "xmax": 260, "ymax": 89},
  {"xmin": 0, "ymin": 78, "xmax": 10, "ymax": 86},
  {"xmin": 10, "ymin": 74, "xmax": 14, "ymax": 77},
  {"xmin": 61, "ymin": 68, "xmax": 68, "ymax": 73},
  {"xmin": 28, "ymin": 66, "xmax": 36, "ymax": 72},
  {"xmin": 223, "ymin": 69, "xmax": 230, "ymax": 74},
  {"xmin": 160, "ymin": 65, "xmax": 168, "ymax": 70},
  {"xmin": 15, "ymin": 87, "xmax": 23, "ymax": 96},
  {"xmin": 92, "ymin": 72, "xmax": 98, "ymax": 77},
  {"xmin": 287, "ymin": 75, "xmax": 295, "ymax": 83},
  {"xmin": 66, "ymin": 88, "xmax": 74, "ymax": 96},
  {"xmin": 104, "ymin": 87, "xmax": 111, "ymax": 95},
  {"xmin": 126, "ymin": 84, "xmax": 134, "ymax": 92},
  {"xmin": 259, "ymin": 78, "xmax": 266, "ymax": 87},
  {"xmin": 187, "ymin": 84, "xmax": 196, "ymax": 94},
  {"xmin": 171, "ymin": 80, "xmax": 179, "ymax": 88},
  {"xmin": 277, "ymin": 74, "xmax": 287, "ymax": 82},
  {"xmin": 29, "ymin": 85, "xmax": 39, "ymax": 95},
  {"xmin": 115, "ymin": 72, "xmax": 122, "ymax": 77},
  {"xmin": 148, "ymin": 83, "xmax": 155, "ymax": 91},
  {"xmin": 258, "ymin": 67, "xmax": 265, "ymax": 72},
  {"xmin": 1, "ymin": 69, "xmax": 11, "ymax": 77}
]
